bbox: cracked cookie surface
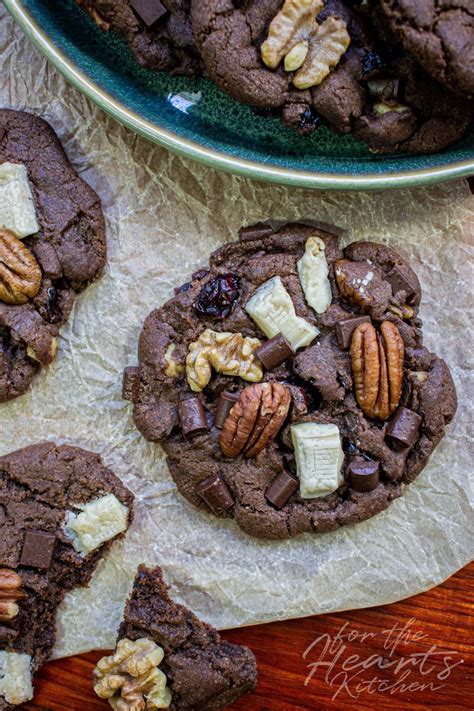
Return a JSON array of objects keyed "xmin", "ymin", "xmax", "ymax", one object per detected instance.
[
  {"xmin": 0, "ymin": 110, "xmax": 106, "ymax": 403},
  {"xmin": 379, "ymin": 0, "xmax": 474, "ymax": 97},
  {"xmin": 0, "ymin": 442, "xmax": 134, "ymax": 711},
  {"xmin": 191, "ymin": 0, "xmax": 471, "ymax": 153},
  {"xmin": 124, "ymin": 223, "xmax": 457, "ymax": 540},
  {"xmin": 112, "ymin": 565, "xmax": 257, "ymax": 710},
  {"xmin": 76, "ymin": 0, "xmax": 201, "ymax": 77}
]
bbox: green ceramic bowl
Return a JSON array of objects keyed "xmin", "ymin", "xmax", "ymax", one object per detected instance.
[{"xmin": 5, "ymin": 0, "xmax": 474, "ymax": 190}]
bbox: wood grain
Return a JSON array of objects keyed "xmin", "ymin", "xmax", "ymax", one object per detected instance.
[{"xmin": 23, "ymin": 563, "xmax": 473, "ymax": 711}]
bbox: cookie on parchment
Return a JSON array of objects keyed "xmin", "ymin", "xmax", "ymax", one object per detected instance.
[
  {"xmin": 93, "ymin": 565, "xmax": 257, "ymax": 710},
  {"xmin": 0, "ymin": 110, "xmax": 106, "ymax": 402},
  {"xmin": 0, "ymin": 442, "xmax": 134, "ymax": 710},
  {"xmin": 123, "ymin": 222, "xmax": 457, "ymax": 540}
]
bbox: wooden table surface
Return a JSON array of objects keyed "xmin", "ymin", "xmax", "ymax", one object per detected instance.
[{"xmin": 23, "ymin": 562, "xmax": 473, "ymax": 711}]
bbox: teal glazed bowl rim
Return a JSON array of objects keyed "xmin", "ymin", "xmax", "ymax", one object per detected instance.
[{"xmin": 5, "ymin": 0, "xmax": 474, "ymax": 191}]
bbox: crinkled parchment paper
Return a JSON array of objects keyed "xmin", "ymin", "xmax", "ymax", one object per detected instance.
[{"xmin": 0, "ymin": 7, "xmax": 473, "ymax": 658}]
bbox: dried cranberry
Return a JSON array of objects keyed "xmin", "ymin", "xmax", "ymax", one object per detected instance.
[
  {"xmin": 298, "ymin": 108, "xmax": 323, "ymax": 136},
  {"xmin": 175, "ymin": 282, "xmax": 192, "ymax": 295},
  {"xmin": 343, "ymin": 440, "xmax": 358, "ymax": 455},
  {"xmin": 192, "ymin": 268, "xmax": 210, "ymax": 281},
  {"xmin": 194, "ymin": 274, "xmax": 240, "ymax": 319},
  {"xmin": 361, "ymin": 51, "xmax": 385, "ymax": 77}
]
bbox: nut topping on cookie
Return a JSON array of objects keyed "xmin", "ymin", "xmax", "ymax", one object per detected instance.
[
  {"xmin": 0, "ymin": 229, "xmax": 42, "ymax": 304},
  {"xmin": 220, "ymin": 383, "xmax": 291, "ymax": 458},
  {"xmin": 0, "ymin": 652, "xmax": 34, "ymax": 706},
  {"xmin": 164, "ymin": 343, "xmax": 184, "ymax": 377},
  {"xmin": 261, "ymin": 0, "xmax": 350, "ymax": 89},
  {"xmin": 0, "ymin": 163, "xmax": 39, "ymax": 239},
  {"xmin": 93, "ymin": 638, "xmax": 172, "ymax": 710},
  {"xmin": 0, "ymin": 570, "xmax": 27, "ymax": 623},
  {"xmin": 245, "ymin": 276, "xmax": 319, "ymax": 350},
  {"xmin": 186, "ymin": 329, "xmax": 263, "ymax": 392},
  {"xmin": 297, "ymin": 236, "xmax": 332, "ymax": 314},
  {"xmin": 291, "ymin": 422, "xmax": 344, "ymax": 498},
  {"xmin": 350, "ymin": 321, "xmax": 404, "ymax": 421}
]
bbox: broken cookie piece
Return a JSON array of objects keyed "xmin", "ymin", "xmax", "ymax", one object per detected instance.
[
  {"xmin": 0, "ymin": 109, "xmax": 106, "ymax": 402},
  {"xmin": 93, "ymin": 565, "xmax": 257, "ymax": 710},
  {"xmin": 0, "ymin": 442, "xmax": 134, "ymax": 711}
]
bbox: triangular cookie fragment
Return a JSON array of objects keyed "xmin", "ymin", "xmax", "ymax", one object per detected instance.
[{"xmin": 96, "ymin": 565, "xmax": 257, "ymax": 710}]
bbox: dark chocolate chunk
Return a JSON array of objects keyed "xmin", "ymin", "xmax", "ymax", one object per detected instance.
[
  {"xmin": 265, "ymin": 471, "xmax": 299, "ymax": 509},
  {"xmin": 20, "ymin": 530, "xmax": 56, "ymax": 570},
  {"xmin": 348, "ymin": 457, "xmax": 380, "ymax": 492},
  {"xmin": 238, "ymin": 223, "xmax": 273, "ymax": 242},
  {"xmin": 335, "ymin": 315, "xmax": 371, "ymax": 349},
  {"xmin": 0, "ymin": 624, "xmax": 18, "ymax": 643},
  {"xmin": 256, "ymin": 334, "xmax": 295, "ymax": 370},
  {"xmin": 178, "ymin": 398, "xmax": 208, "ymax": 438},
  {"xmin": 386, "ymin": 407, "xmax": 422, "ymax": 450},
  {"xmin": 196, "ymin": 474, "xmax": 234, "ymax": 514},
  {"xmin": 386, "ymin": 266, "xmax": 417, "ymax": 300},
  {"xmin": 130, "ymin": 0, "xmax": 167, "ymax": 27},
  {"xmin": 122, "ymin": 366, "xmax": 140, "ymax": 401},
  {"xmin": 215, "ymin": 391, "xmax": 240, "ymax": 429}
]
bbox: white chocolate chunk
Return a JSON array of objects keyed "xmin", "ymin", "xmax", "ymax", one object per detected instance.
[
  {"xmin": 65, "ymin": 494, "xmax": 129, "ymax": 555},
  {"xmin": 245, "ymin": 276, "xmax": 319, "ymax": 350},
  {"xmin": 0, "ymin": 652, "xmax": 33, "ymax": 705},
  {"xmin": 297, "ymin": 237, "xmax": 332, "ymax": 314},
  {"xmin": 291, "ymin": 422, "xmax": 344, "ymax": 498},
  {"xmin": 0, "ymin": 163, "xmax": 40, "ymax": 238}
]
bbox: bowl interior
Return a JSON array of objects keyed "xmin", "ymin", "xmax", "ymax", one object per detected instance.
[{"xmin": 9, "ymin": 0, "xmax": 474, "ymax": 188}]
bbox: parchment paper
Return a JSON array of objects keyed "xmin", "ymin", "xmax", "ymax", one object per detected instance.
[{"xmin": 1, "ymin": 6, "xmax": 473, "ymax": 659}]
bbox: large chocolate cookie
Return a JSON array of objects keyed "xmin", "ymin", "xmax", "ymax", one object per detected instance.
[
  {"xmin": 76, "ymin": 0, "xmax": 201, "ymax": 77},
  {"xmin": 93, "ymin": 565, "xmax": 257, "ymax": 710},
  {"xmin": 0, "ymin": 110, "xmax": 106, "ymax": 403},
  {"xmin": 192, "ymin": 0, "xmax": 471, "ymax": 153},
  {"xmin": 379, "ymin": 0, "xmax": 474, "ymax": 97},
  {"xmin": 0, "ymin": 442, "xmax": 134, "ymax": 710},
  {"xmin": 124, "ymin": 223, "xmax": 457, "ymax": 540}
]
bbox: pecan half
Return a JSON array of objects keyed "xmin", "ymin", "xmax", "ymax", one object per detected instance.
[
  {"xmin": 350, "ymin": 321, "xmax": 404, "ymax": 420},
  {"xmin": 0, "ymin": 569, "xmax": 27, "ymax": 622},
  {"xmin": 220, "ymin": 382, "xmax": 291, "ymax": 458},
  {"xmin": 0, "ymin": 229, "xmax": 42, "ymax": 305}
]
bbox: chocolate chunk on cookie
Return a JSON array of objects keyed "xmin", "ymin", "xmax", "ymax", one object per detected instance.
[
  {"xmin": 76, "ymin": 0, "xmax": 201, "ymax": 77},
  {"xmin": 0, "ymin": 110, "xmax": 106, "ymax": 402},
  {"xmin": 379, "ymin": 0, "xmax": 474, "ymax": 97},
  {"xmin": 93, "ymin": 565, "xmax": 257, "ymax": 710},
  {"xmin": 124, "ymin": 223, "xmax": 457, "ymax": 540},
  {"xmin": 0, "ymin": 443, "xmax": 134, "ymax": 710}
]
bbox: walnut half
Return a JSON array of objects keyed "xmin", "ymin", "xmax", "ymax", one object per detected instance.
[
  {"xmin": 261, "ymin": 0, "xmax": 350, "ymax": 89},
  {"xmin": 93, "ymin": 638, "xmax": 172, "ymax": 710},
  {"xmin": 186, "ymin": 329, "xmax": 263, "ymax": 392}
]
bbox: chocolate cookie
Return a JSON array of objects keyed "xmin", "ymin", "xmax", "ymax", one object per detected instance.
[
  {"xmin": 379, "ymin": 0, "xmax": 474, "ymax": 97},
  {"xmin": 192, "ymin": 0, "xmax": 471, "ymax": 153},
  {"xmin": 0, "ymin": 442, "xmax": 134, "ymax": 710},
  {"xmin": 93, "ymin": 565, "xmax": 257, "ymax": 710},
  {"xmin": 0, "ymin": 110, "xmax": 106, "ymax": 402},
  {"xmin": 76, "ymin": 0, "xmax": 201, "ymax": 77},
  {"xmin": 124, "ymin": 223, "xmax": 457, "ymax": 540}
]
